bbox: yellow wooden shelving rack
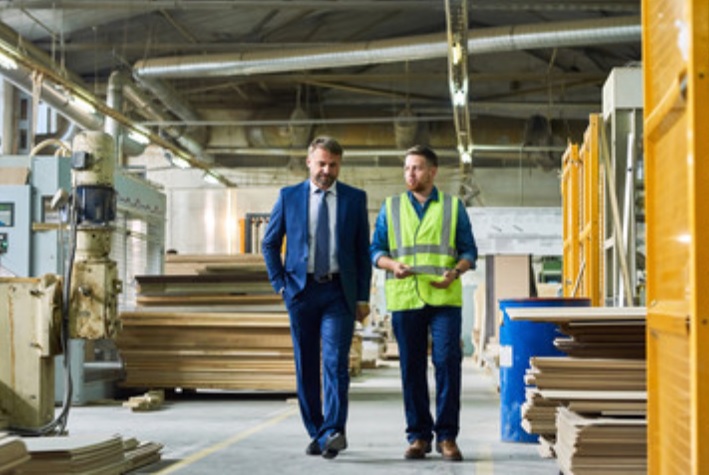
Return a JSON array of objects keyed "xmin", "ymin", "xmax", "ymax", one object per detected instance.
[
  {"xmin": 561, "ymin": 114, "xmax": 603, "ymax": 306},
  {"xmin": 643, "ymin": 0, "xmax": 709, "ymax": 472}
]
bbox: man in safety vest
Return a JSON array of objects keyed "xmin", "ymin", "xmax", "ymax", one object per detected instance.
[{"xmin": 370, "ymin": 145, "xmax": 478, "ymax": 462}]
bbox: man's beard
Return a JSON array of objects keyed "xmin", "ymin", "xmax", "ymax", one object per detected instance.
[
  {"xmin": 316, "ymin": 174, "xmax": 335, "ymax": 188},
  {"xmin": 406, "ymin": 180, "xmax": 425, "ymax": 193}
]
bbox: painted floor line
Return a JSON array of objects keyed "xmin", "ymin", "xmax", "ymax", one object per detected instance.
[{"xmin": 155, "ymin": 406, "xmax": 299, "ymax": 474}]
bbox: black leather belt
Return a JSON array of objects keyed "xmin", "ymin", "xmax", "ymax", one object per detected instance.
[{"xmin": 308, "ymin": 273, "xmax": 340, "ymax": 283}]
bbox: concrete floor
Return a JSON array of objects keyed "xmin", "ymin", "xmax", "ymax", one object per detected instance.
[{"xmin": 63, "ymin": 360, "xmax": 560, "ymax": 474}]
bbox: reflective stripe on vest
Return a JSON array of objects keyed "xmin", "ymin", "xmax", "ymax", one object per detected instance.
[{"xmin": 384, "ymin": 192, "xmax": 462, "ymax": 311}]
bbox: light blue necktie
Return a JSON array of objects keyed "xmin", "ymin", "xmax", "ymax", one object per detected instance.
[{"xmin": 314, "ymin": 189, "xmax": 330, "ymax": 279}]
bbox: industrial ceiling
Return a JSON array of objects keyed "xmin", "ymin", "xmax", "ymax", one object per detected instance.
[{"xmin": 0, "ymin": 0, "xmax": 641, "ymax": 182}]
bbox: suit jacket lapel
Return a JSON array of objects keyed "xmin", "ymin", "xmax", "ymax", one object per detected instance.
[
  {"xmin": 336, "ymin": 184, "xmax": 347, "ymax": 246},
  {"xmin": 299, "ymin": 180, "xmax": 310, "ymax": 244}
]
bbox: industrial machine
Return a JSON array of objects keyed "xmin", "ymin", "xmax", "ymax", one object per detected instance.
[{"xmin": 0, "ymin": 131, "xmax": 122, "ymax": 435}]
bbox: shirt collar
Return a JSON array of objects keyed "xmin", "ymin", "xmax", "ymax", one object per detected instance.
[
  {"xmin": 407, "ymin": 186, "xmax": 439, "ymax": 205},
  {"xmin": 310, "ymin": 180, "xmax": 337, "ymax": 196}
]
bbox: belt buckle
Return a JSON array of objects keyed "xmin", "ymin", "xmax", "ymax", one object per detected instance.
[{"xmin": 315, "ymin": 273, "xmax": 333, "ymax": 283}]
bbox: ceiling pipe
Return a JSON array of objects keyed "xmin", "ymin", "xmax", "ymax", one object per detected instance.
[
  {"xmin": 209, "ymin": 144, "xmax": 567, "ymax": 156},
  {"xmin": 1, "ymin": 60, "xmax": 105, "ymax": 130},
  {"xmin": 134, "ymin": 16, "xmax": 640, "ymax": 79},
  {"xmin": 0, "ymin": 48, "xmax": 151, "ymax": 157},
  {"xmin": 211, "ymin": 144, "xmax": 568, "ymax": 168},
  {"xmin": 0, "ymin": 40, "xmax": 233, "ymax": 184},
  {"xmin": 119, "ymin": 72, "xmax": 212, "ymax": 163},
  {"xmin": 130, "ymin": 75, "xmax": 213, "ymax": 163}
]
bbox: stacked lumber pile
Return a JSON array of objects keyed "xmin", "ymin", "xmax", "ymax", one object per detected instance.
[
  {"xmin": 13, "ymin": 435, "xmax": 162, "ymax": 475},
  {"xmin": 0, "ymin": 433, "xmax": 30, "ymax": 474},
  {"xmin": 118, "ymin": 311, "xmax": 295, "ymax": 392},
  {"xmin": 163, "ymin": 253, "xmax": 269, "ymax": 276},
  {"xmin": 121, "ymin": 438, "xmax": 163, "ymax": 473},
  {"xmin": 527, "ymin": 358, "xmax": 645, "ymax": 392},
  {"xmin": 118, "ymin": 254, "xmax": 296, "ymax": 392},
  {"xmin": 350, "ymin": 333, "xmax": 363, "ymax": 376},
  {"xmin": 555, "ymin": 407, "xmax": 646, "ymax": 475},
  {"xmin": 507, "ymin": 306, "xmax": 647, "ymax": 474},
  {"xmin": 522, "ymin": 357, "xmax": 646, "ymax": 447},
  {"xmin": 136, "ymin": 253, "xmax": 278, "ymax": 308}
]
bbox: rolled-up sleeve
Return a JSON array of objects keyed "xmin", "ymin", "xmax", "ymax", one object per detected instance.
[
  {"xmin": 369, "ymin": 203, "xmax": 390, "ymax": 268},
  {"xmin": 455, "ymin": 202, "xmax": 478, "ymax": 268}
]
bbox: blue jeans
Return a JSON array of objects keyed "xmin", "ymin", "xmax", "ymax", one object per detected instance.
[
  {"xmin": 392, "ymin": 305, "xmax": 462, "ymax": 444},
  {"xmin": 286, "ymin": 276, "xmax": 354, "ymax": 448}
]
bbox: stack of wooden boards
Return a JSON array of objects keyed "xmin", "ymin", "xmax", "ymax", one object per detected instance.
[
  {"xmin": 1, "ymin": 434, "xmax": 161, "ymax": 474},
  {"xmin": 117, "ymin": 254, "xmax": 296, "ymax": 392},
  {"xmin": 0, "ymin": 433, "xmax": 30, "ymax": 474},
  {"xmin": 507, "ymin": 306, "xmax": 647, "ymax": 475}
]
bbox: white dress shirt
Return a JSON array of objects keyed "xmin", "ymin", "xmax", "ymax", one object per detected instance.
[{"xmin": 308, "ymin": 181, "xmax": 339, "ymax": 273}]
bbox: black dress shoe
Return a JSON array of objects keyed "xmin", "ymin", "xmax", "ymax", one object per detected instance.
[
  {"xmin": 305, "ymin": 440, "xmax": 321, "ymax": 456},
  {"xmin": 322, "ymin": 432, "xmax": 347, "ymax": 459}
]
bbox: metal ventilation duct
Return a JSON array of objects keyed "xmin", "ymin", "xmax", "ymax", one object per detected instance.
[
  {"xmin": 134, "ymin": 16, "xmax": 640, "ymax": 79},
  {"xmin": 1, "ymin": 62, "xmax": 104, "ymax": 131}
]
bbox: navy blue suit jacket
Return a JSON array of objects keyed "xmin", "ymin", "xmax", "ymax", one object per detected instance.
[{"xmin": 262, "ymin": 180, "xmax": 372, "ymax": 315}]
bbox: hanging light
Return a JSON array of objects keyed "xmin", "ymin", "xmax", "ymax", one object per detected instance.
[
  {"xmin": 0, "ymin": 51, "xmax": 17, "ymax": 70},
  {"xmin": 202, "ymin": 172, "xmax": 220, "ymax": 185}
]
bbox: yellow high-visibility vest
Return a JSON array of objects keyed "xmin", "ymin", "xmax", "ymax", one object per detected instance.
[{"xmin": 384, "ymin": 192, "xmax": 462, "ymax": 311}]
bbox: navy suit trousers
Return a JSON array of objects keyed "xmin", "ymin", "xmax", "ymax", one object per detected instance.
[{"xmin": 285, "ymin": 276, "xmax": 354, "ymax": 448}]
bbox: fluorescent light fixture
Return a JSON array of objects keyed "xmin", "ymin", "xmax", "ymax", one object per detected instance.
[
  {"xmin": 458, "ymin": 144, "xmax": 473, "ymax": 164},
  {"xmin": 128, "ymin": 126, "xmax": 150, "ymax": 145},
  {"xmin": 0, "ymin": 51, "xmax": 17, "ymax": 70},
  {"xmin": 172, "ymin": 156, "xmax": 191, "ymax": 169},
  {"xmin": 202, "ymin": 172, "xmax": 220, "ymax": 185},
  {"xmin": 451, "ymin": 43, "xmax": 463, "ymax": 65}
]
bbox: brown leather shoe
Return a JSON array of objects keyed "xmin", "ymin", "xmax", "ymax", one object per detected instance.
[
  {"xmin": 404, "ymin": 439, "xmax": 432, "ymax": 460},
  {"xmin": 436, "ymin": 440, "xmax": 463, "ymax": 461}
]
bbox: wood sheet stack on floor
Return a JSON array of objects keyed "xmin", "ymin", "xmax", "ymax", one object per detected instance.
[
  {"xmin": 137, "ymin": 253, "xmax": 278, "ymax": 308},
  {"xmin": 507, "ymin": 306, "xmax": 647, "ymax": 473},
  {"xmin": 0, "ymin": 433, "xmax": 30, "ymax": 474},
  {"xmin": 12, "ymin": 435, "xmax": 163, "ymax": 475},
  {"xmin": 520, "ymin": 387, "xmax": 561, "ymax": 444},
  {"xmin": 527, "ymin": 358, "xmax": 646, "ymax": 392},
  {"xmin": 522, "ymin": 357, "xmax": 646, "ymax": 451},
  {"xmin": 555, "ymin": 407, "xmax": 646, "ymax": 475},
  {"xmin": 119, "ymin": 254, "xmax": 296, "ymax": 392},
  {"xmin": 16, "ymin": 435, "xmax": 128, "ymax": 475},
  {"xmin": 163, "ymin": 253, "xmax": 269, "ymax": 276},
  {"xmin": 118, "ymin": 311, "xmax": 295, "ymax": 391},
  {"xmin": 122, "ymin": 438, "xmax": 163, "ymax": 472}
]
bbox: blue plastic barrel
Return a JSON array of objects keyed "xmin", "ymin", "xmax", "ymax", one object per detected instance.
[{"xmin": 498, "ymin": 297, "xmax": 590, "ymax": 443}]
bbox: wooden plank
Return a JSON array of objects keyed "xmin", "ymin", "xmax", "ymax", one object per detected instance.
[
  {"xmin": 136, "ymin": 294, "xmax": 283, "ymax": 307},
  {"xmin": 506, "ymin": 306, "xmax": 647, "ymax": 322},
  {"xmin": 540, "ymin": 390, "xmax": 646, "ymax": 401}
]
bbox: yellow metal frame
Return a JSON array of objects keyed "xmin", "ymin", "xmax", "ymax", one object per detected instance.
[{"xmin": 644, "ymin": 0, "xmax": 709, "ymax": 472}]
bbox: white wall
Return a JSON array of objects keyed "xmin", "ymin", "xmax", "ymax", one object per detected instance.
[{"xmin": 133, "ymin": 146, "xmax": 563, "ymax": 254}]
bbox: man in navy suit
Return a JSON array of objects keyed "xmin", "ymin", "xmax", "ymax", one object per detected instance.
[{"xmin": 262, "ymin": 136, "xmax": 372, "ymax": 459}]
